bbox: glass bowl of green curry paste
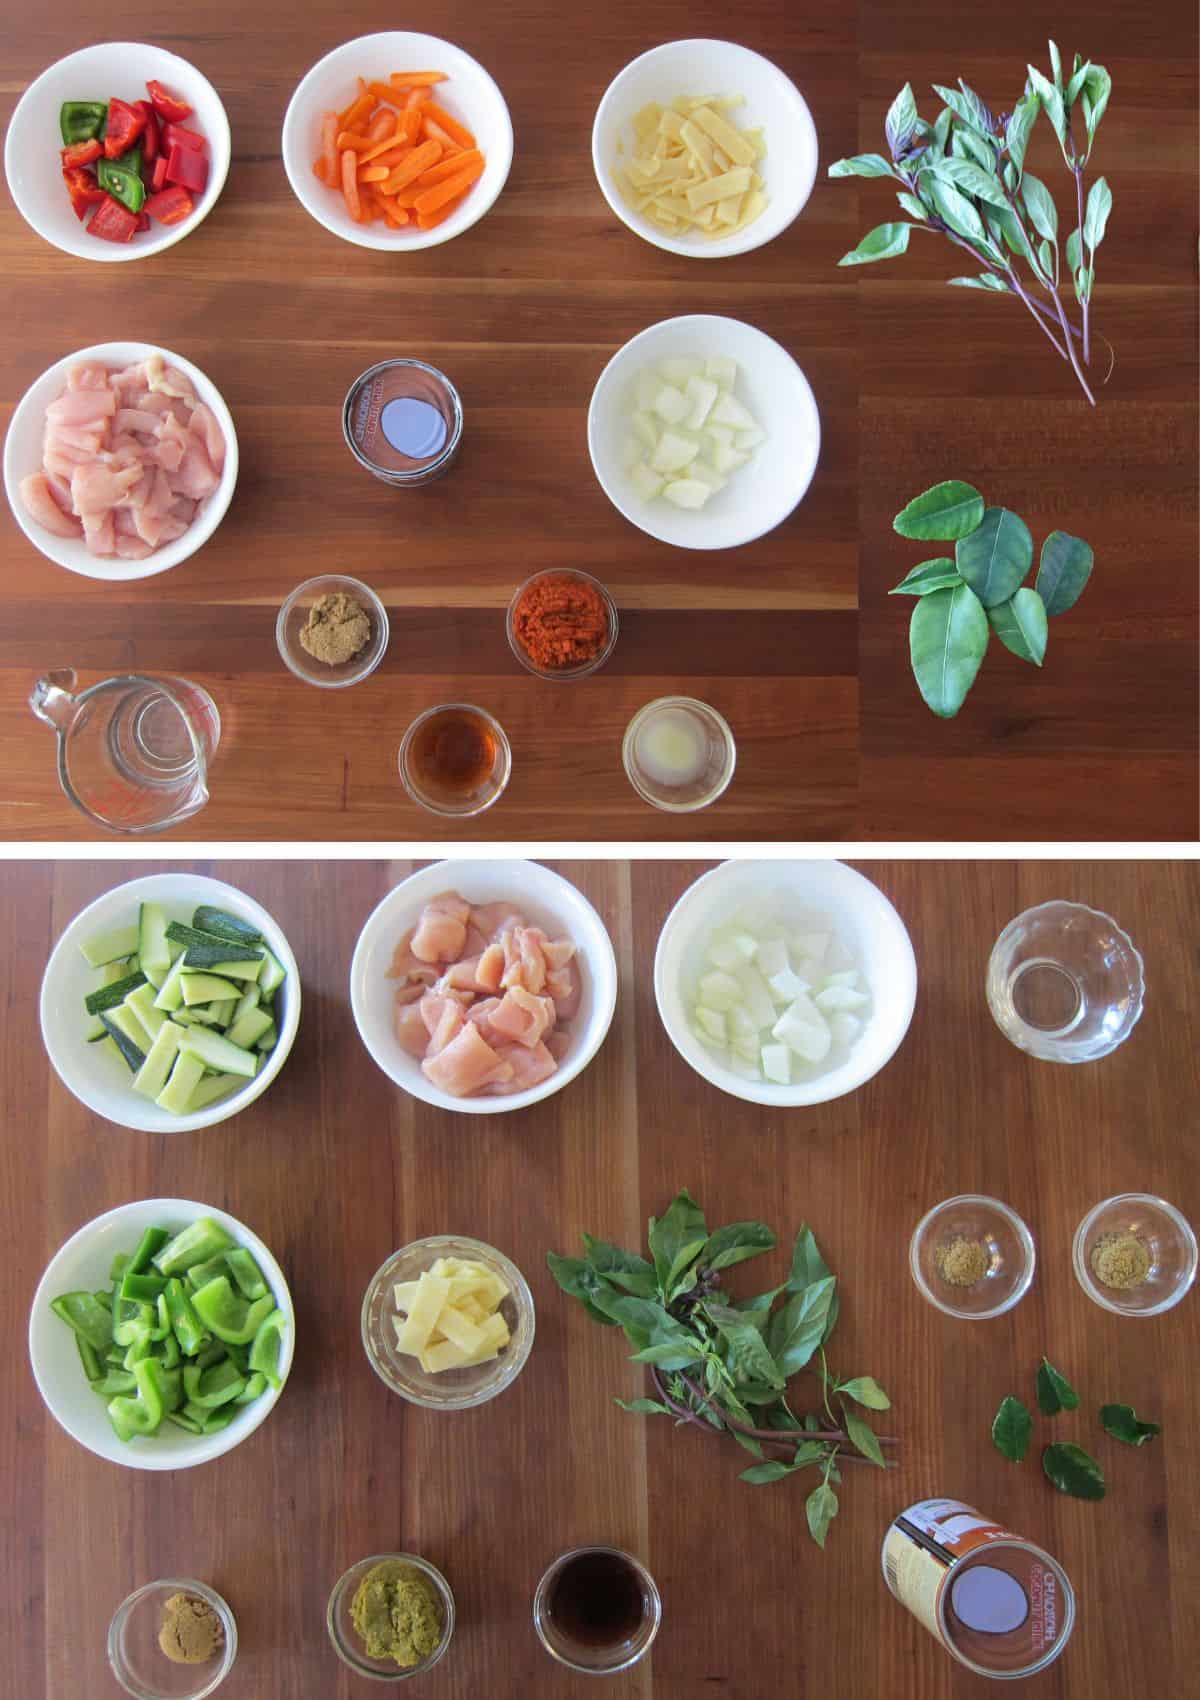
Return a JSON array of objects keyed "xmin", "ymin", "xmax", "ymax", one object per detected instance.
[{"xmin": 327, "ymin": 1553, "xmax": 454, "ymax": 1680}]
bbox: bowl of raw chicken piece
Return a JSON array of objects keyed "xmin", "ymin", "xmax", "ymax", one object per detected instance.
[
  {"xmin": 350, "ymin": 859, "xmax": 619, "ymax": 1114},
  {"xmin": 3, "ymin": 340, "xmax": 237, "ymax": 580}
]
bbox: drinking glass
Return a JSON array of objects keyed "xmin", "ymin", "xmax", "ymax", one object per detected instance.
[{"xmin": 985, "ymin": 900, "xmax": 1144, "ymax": 1063}]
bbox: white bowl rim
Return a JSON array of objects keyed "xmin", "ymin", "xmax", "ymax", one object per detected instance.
[
  {"xmin": 653, "ymin": 857, "xmax": 917, "ymax": 1106},
  {"xmin": 3, "ymin": 338, "xmax": 239, "ymax": 582},
  {"xmin": 586, "ymin": 312, "xmax": 821, "ymax": 552},
  {"xmin": 281, "ymin": 29, "xmax": 514, "ymax": 252},
  {"xmin": 909, "ymin": 1193, "xmax": 1037, "ymax": 1320},
  {"xmin": 590, "ymin": 36, "xmax": 818, "ymax": 259},
  {"xmin": 29, "ymin": 1195, "xmax": 295, "ymax": 1470},
  {"xmin": 350, "ymin": 858, "xmax": 618, "ymax": 1115},
  {"xmin": 39, "ymin": 872, "xmax": 300, "ymax": 1133},
  {"xmin": 3, "ymin": 41, "xmax": 232, "ymax": 263}
]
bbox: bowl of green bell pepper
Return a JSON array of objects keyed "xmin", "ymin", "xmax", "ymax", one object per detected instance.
[{"xmin": 29, "ymin": 1197, "xmax": 294, "ymax": 1469}]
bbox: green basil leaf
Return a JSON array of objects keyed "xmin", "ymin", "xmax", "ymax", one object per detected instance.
[
  {"xmin": 896, "ymin": 190, "xmax": 927, "ymax": 221},
  {"xmin": 889, "ymin": 557, "xmax": 962, "ymax": 596},
  {"xmin": 581, "ymin": 1235, "xmax": 658, "ymax": 1296},
  {"xmin": 947, "ymin": 274, "xmax": 1010, "ymax": 292},
  {"xmin": 741, "ymin": 1459, "xmax": 797, "ymax": 1485},
  {"xmin": 893, "ymin": 480, "xmax": 985, "ymax": 541},
  {"xmin": 788, "ymin": 1223, "xmax": 833, "ymax": 1290},
  {"xmin": 1037, "ymin": 237, "xmax": 1057, "ymax": 283},
  {"xmin": 987, "ymin": 202, "xmax": 1037, "ymax": 265},
  {"xmin": 909, "ymin": 584, "xmax": 989, "ymax": 717},
  {"xmin": 828, "ymin": 152, "xmax": 896, "ymax": 179},
  {"xmin": 928, "ymin": 155, "xmax": 1008, "ymax": 208},
  {"xmin": 1047, "ymin": 39, "xmax": 1064, "ymax": 96},
  {"xmin": 629, "ymin": 1338, "xmax": 706, "ymax": 1370},
  {"xmin": 1036, "ymin": 1356, "xmax": 1080, "ymax": 1416},
  {"xmin": 703, "ymin": 1221, "xmax": 776, "ymax": 1271},
  {"xmin": 1076, "ymin": 265, "xmax": 1093, "ymax": 304},
  {"xmin": 842, "ymin": 1403, "xmax": 887, "ymax": 1467},
  {"xmin": 1021, "ymin": 172, "xmax": 1058, "ymax": 240},
  {"xmin": 806, "ymin": 1480, "xmax": 839, "ymax": 1547},
  {"xmin": 648, "ymin": 1190, "xmax": 708, "ymax": 1291},
  {"xmin": 1081, "ymin": 65, "xmax": 1111, "ymax": 146},
  {"xmin": 952, "ymin": 124, "xmax": 996, "ymax": 172},
  {"xmin": 991, "ymin": 1394, "xmax": 1033, "ymax": 1461},
  {"xmin": 1099, "ymin": 1402, "xmax": 1161, "ymax": 1447},
  {"xmin": 706, "ymin": 1302, "xmax": 786, "ymax": 1390},
  {"xmin": 734, "ymin": 1286, "xmax": 786, "ymax": 1331},
  {"xmin": 1066, "ymin": 228, "xmax": 1082, "ymax": 273},
  {"xmin": 955, "ymin": 507, "xmax": 1034, "ymax": 607},
  {"xmin": 1036, "ymin": 530, "xmax": 1094, "ymax": 615},
  {"xmin": 885, "ymin": 83, "xmax": 918, "ymax": 158},
  {"xmin": 837, "ymin": 222, "xmax": 911, "ymax": 266},
  {"xmin": 768, "ymin": 1276, "xmax": 837, "ymax": 1376},
  {"xmin": 836, "ymin": 1376, "xmax": 891, "ymax": 1411},
  {"xmin": 1066, "ymin": 61, "xmax": 1091, "ymax": 106},
  {"xmin": 932, "ymin": 81, "xmax": 993, "ymax": 139},
  {"xmin": 989, "ymin": 588, "xmax": 1048, "ymax": 666},
  {"xmin": 547, "ymin": 1252, "xmax": 615, "ymax": 1321},
  {"xmin": 1084, "ymin": 176, "xmax": 1112, "ymax": 252},
  {"xmin": 931, "ymin": 107, "xmax": 953, "ymax": 157},
  {"xmin": 732, "ymin": 1429, "xmax": 764, "ymax": 1459},
  {"xmin": 1026, "ymin": 65, "xmax": 1067, "ymax": 146},
  {"xmin": 924, "ymin": 174, "xmax": 988, "ymax": 245},
  {"xmin": 1004, "ymin": 95, "xmax": 1039, "ymax": 179},
  {"xmin": 614, "ymin": 1396, "xmax": 672, "ymax": 1415},
  {"xmin": 1043, "ymin": 1441, "xmax": 1106, "ymax": 1500}
]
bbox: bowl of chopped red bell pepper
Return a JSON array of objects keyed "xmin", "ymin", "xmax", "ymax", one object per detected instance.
[{"xmin": 4, "ymin": 41, "xmax": 231, "ymax": 261}]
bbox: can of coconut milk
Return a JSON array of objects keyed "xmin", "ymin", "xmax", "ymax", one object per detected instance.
[{"xmin": 882, "ymin": 1499, "xmax": 1076, "ymax": 1679}]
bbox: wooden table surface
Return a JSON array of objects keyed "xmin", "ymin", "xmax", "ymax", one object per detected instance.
[
  {"xmin": 5, "ymin": 857, "xmax": 1198, "ymax": 1699},
  {"xmin": 1, "ymin": 1, "xmax": 1193, "ymax": 841}
]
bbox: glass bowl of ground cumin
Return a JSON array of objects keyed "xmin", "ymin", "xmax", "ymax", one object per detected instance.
[
  {"xmin": 276, "ymin": 573, "xmax": 389, "ymax": 688},
  {"xmin": 910, "ymin": 1195, "xmax": 1036, "ymax": 1320},
  {"xmin": 507, "ymin": 569, "xmax": 618, "ymax": 680},
  {"xmin": 1073, "ymin": 1194, "xmax": 1197, "ymax": 1317},
  {"xmin": 108, "ymin": 1578, "xmax": 236, "ymax": 1699}
]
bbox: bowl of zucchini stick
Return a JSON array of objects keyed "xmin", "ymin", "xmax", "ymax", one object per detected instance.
[{"xmin": 39, "ymin": 873, "xmax": 300, "ymax": 1133}]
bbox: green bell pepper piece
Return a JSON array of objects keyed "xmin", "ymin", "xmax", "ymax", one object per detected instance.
[
  {"xmin": 92, "ymin": 1289, "xmax": 113, "ymax": 1310},
  {"xmin": 120, "ymin": 1271, "xmax": 166, "ymax": 1305},
  {"xmin": 51, "ymin": 1292, "xmax": 113, "ymax": 1352},
  {"xmin": 153, "ymin": 1218, "xmax": 236, "ymax": 1279},
  {"xmin": 193, "ymin": 1341, "xmax": 228, "ymax": 1371},
  {"xmin": 233, "ymin": 1371, "xmax": 268, "ymax": 1405},
  {"xmin": 96, "ymin": 156, "xmax": 145, "ymax": 214},
  {"xmin": 182, "ymin": 1357, "xmax": 246, "ymax": 1409},
  {"xmin": 191, "ymin": 1277, "xmax": 274, "ymax": 1346},
  {"xmin": 184, "ymin": 1253, "xmax": 230, "ymax": 1293},
  {"xmin": 60, "ymin": 100, "xmax": 107, "ymax": 145},
  {"xmin": 76, "ymin": 1335, "xmax": 103, "ymax": 1382},
  {"xmin": 123, "ymin": 1335, "xmax": 153, "ymax": 1370},
  {"xmin": 163, "ymin": 1278, "xmax": 210, "ymax": 1357},
  {"xmin": 166, "ymin": 1410, "xmax": 203, "ymax": 1434},
  {"xmin": 248, "ymin": 1308, "xmax": 288, "ymax": 1390},
  {"xmin": 109, "ymin": 1251, "xmax": 131, "ymax": 1284},
  {"xmin": 225, "ymin": 1340, "xmax": 251, "ymax": 1372},
  {"xmin": 92, "ymin": 1369, "xmax": 138, "ymax": 1396},
  {"xmin": 153, "ymin": 1331, "xmax": 182, "ymax": 1371},
  {"xmin": 107, "ymin": 1357, "xmax": 170, "ymax": 1441},
  {"xmin": 224, "ymin": 1248, "xmax": 269, "ymax": 1301},
  {"xmin": 181, "ymin": 1401, "xmax": 237, "ymax": 1434},
  {"xmin": 112, "ymin": 1297, "xmax": 154, "ymax": 1346},
  {"xmin": 127, "ymin": 1226, "xmax": 170, "ymax": 1275}
]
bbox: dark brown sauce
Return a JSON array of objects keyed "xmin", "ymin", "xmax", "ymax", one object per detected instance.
[
  {"xmin": 545, "ymin": 1551, "xmax": 646, "ymax": 1650},
  {"xmin": 407, "ymin": 707, "xmax": 498, "ymax": 803}
]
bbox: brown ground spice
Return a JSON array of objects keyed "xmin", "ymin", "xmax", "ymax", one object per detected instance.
[
  {"xmin": 934, "ymin": 1235, "xmax": 990, "ymax": 1287},
  {"xmin": 299, "ymin": 591, "xmax": 372, "ymax": 666},
  {"xmin": 157, "ymin": 1592, "xmax": 223, "ymax": 1665},
  {"xmin": 1090, "ymin": 1231, "xmax": 1151, "ymax": 1290}
]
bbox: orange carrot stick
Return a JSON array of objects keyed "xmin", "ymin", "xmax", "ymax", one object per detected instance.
[
  {"xmin": 421, "ymin": 115, "xmax": 462, "ymax": 153},
  {"xmin": 362, "ymin": 142, "xmax": 411, "ymax": 172},
  {"xmin": 416, "ymin": 194, "xmax": 465, "ymax": 230},
  {"xmin": 358, "ymin": 164, "xmax": 390, "ymax": 182},
  {"xmin": 312, "ymin": 157, "xmax": 329, "ymax": 184},
  {"xmin": 400, "ymin": 107, "xmax": 423, "ymax": 144},
  {"xmin": 422, "ymin": 101, "xmax": 475, "ymax": 149},
  {"xmin": 338, "ymin": 87, "xmax": 373, "ymax": 130},
  {"xmin": 411, "ymin": 147, "xmax": 482, "ymax": 188},
  {"xmin": 381, "ymin": 138, "xmax": 443, "ymax": 194},
  {"xmin": 413, "ymin": 155, "xmax": 484, "ymax": 214},
  {"xmin": 389, "ymin": 71, "xmax": 448, "ymax": 88},
  {"xmin": 367, "ymin": 81, "xmax": 405, "ymax": 106},
  {"xmin": 366, "ymin": 109, "xmax": 396, "ymax": 143},
  {"xmin": 376, "ymin": 192, "xmax": 410, "ymax": 226},
  {"xmin": 341, "ymin": 148, "xmax": 362, "ymax": 221},
  {"xmin": 336, "ymin": 128, "xmax": 373, "ymax": 150},
  {"xmin": 404, "ymin": 86, "xmax": 431, "ymax": 111},
  {"xmin": 320, "ymin": 112, "xmax": 340, "ymax": 183},
  {"xmin": 355, "ymin": 127, "xmax": 410, "ymax": 166}
]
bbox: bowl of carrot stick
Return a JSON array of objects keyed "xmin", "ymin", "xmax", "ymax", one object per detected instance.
[{"xmin": 282, "ymin": 32, "xmax": 513, "ymax": 251}]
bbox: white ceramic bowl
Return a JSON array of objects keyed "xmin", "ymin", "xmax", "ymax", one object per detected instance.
[
  {"xmin": 350, "ymin": 859, "xmax": 617, "ymax": 1115},
  {"xmin": 40, "ymin": 873, "xmax": 300, "ymax": 1133},
  {"xmin": 4, "ymin": 42, "xmax": 231, "ymax": 262},
  {"xmin": 592, "ymin": 39, "xmax": 817, "ymax": 259},
  {"xmin": 29, "ymin": 1197, "xmax": 295, "ymax": 1470},
  {"xmin": 655, "ymin": 859, "xmax": 917, "ymax": 1106},
  {"xmin": 282, "ymin": 31, "xmax": 513, "ymax": 252},
  {"xmin": 4, "ymin": 340, "xmax": 239, "ymax": 581},
  {"xmin": 588, "ymin": 314, "xmax": 820, "ymax": 550}
]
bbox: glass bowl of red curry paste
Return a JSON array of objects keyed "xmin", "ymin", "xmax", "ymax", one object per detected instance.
[{"xmin": 506, "ymin": 568, "xmax": 619, "ymax": 680}]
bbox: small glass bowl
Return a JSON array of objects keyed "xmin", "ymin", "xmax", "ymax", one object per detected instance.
[
  {"xmin": 533, "ymin": 1546, "xmax": 661, "ymax": 1675},
  {"xmin": 986, "ymin": 900, "xmax": 1145, "ymax": 1063},
  {"xmin": 910, "ymin": 1195, "xmax": 1036, "ymax": 1319},
  {"xmin": 506, "ymin": 569, "xmax": 619, "ymax": 681},
  {"xmin": 108, "ymin": 1579, "xmax": 236, "ymax": 1700},
  {"xmin": 1072, "ymin": 1194, "xmax": 1197, "ymax": 1317},
  {"xmin": 361, "ymin": 1234, "xmax": 535, "ymax": 1410},
  {"xmin": 622, "ymin": 696, "xmax": 736, "ymax": 812},
  {"xmin": 397, "ymin": 702, "xmax": 512, "ymax": 818},
  {"xmin": 326, "ymin": 1553, "xmax": 455, "ymax": 1682},
  {"xmin": 276, "ymin": 574, "xmax": 389, "ymax": 689}
]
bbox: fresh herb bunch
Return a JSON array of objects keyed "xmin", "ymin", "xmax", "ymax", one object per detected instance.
[
  {"xmin": 548, "ymin": 1189, "xmax": 895, "ymax": 1549},
  {"xmin": 991, "ymin": 1356, "xmax": 1160, "ymax": 1500},
  {"xmin": 829, "ymin": 42, "xmax": 1112, "ymax": 404},
  {"xmin": 889, "ymin": 479, "xmax": 1094, "ymax": 717}
]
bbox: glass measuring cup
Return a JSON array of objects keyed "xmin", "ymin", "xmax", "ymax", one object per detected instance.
[{"xmin": 30, "ymin": 670, "xmax": 220, "ymax": 834}]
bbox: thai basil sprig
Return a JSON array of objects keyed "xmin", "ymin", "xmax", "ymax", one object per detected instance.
[{"xmin": 829, "ymin": 43, "xmax": 1112, "ymax": 405}]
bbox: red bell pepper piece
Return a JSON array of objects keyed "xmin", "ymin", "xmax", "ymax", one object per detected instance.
[
  {"xmin": 61, "ymin": 138, "xmax": 102, "ymax": 168},
  {"xmin": 144, "ymin": 185, "xmax": 194, "ymax": 225},
  {"xmin": 135, "ymin": 101, "xmax": 160, "ymax": 164},
  {"xmin": 62, "ymin": 165, "xmax": 107, "ymax": 220},
  {"xmin": 103, "ymin": 97, "xmax": 147, "ymax": 160},
  {"xmin": 165, "ymin": 142, "xmax": 208, "ymax": 193},
  {"xmin": 150, "ymin": 154, "xmax": 170, "ymax": 193},
  {"xmin": 88, "ymin": 194, "xmax": 139, "ymax": 242},
  {"xmin": 136, "ymin": 211, "xmax": 151, "ymax": 232},
  {"xmin": 162, "ymin": 122, "xmax": 206, "ymax": 153},
  {"xmin": 146, "ymin": 79, "xmax": 193, "ymax": 124}
]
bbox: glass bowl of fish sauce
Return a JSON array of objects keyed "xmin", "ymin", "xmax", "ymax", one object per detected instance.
[
  {"xmin": 1072, "ymin": 1194, "xmax": 1197, "ymax": 1318},
  {"xmin": 276, "ymin": 574, "xmax": 389, "ymax": 689},
  {"xmin": 361, "ymin": 1234, "xmax": 535, "ymax": 1410},
  {"xmin": 326, "ymin": 1553, "xmax": 455, "ymax": 1681},
  {"xmin": 397, "ymin": 702, "xmax": 511, "ymax": 816},
  {"xmin": 910, "ymin": 1195, "xmax": 1036, "ymax": 1320}
]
